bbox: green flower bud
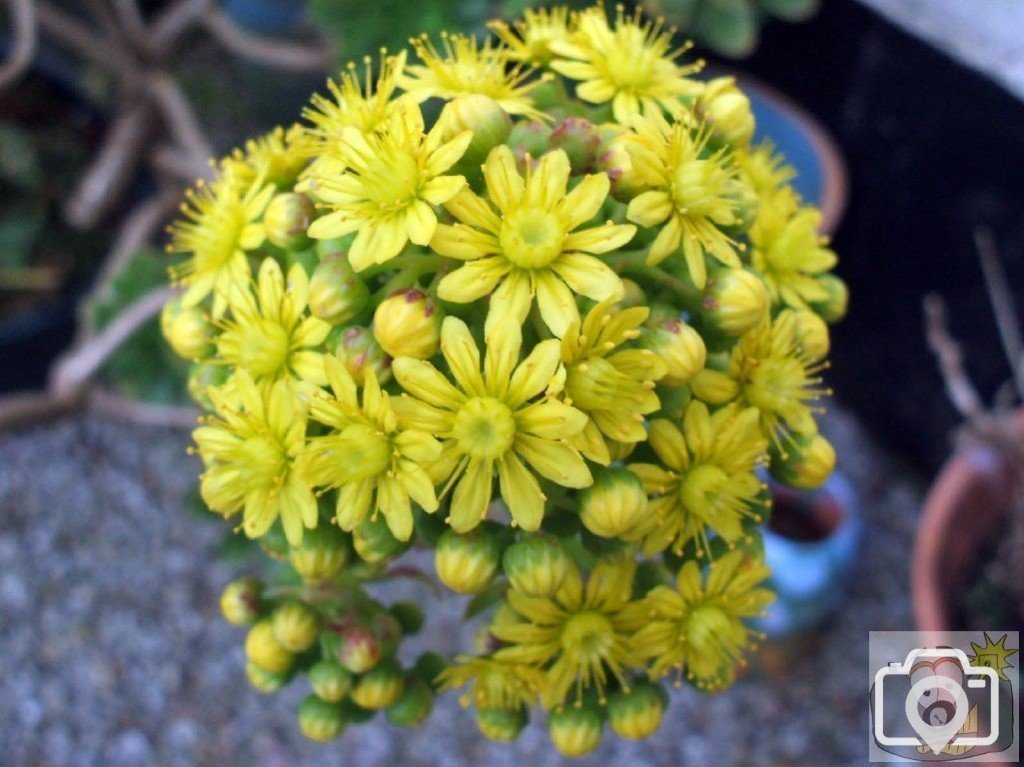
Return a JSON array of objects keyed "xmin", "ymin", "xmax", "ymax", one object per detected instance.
[
  {"xmin": 245, "ymin": 660, "xmax": 289, "ymax": 693},
  {"xmin": 288, "ymin": 525, "xmax": 349, "ymax": 583},
  {"xmin": 548, "ymin": 704, "xmax": 604, "ymax": 757},
  {"xmin": 502, "ymin": 534, "xmax": 572, "ymax": 597},
  {"xmin": 219, "ymin": 577, "xmax": 263, "ymax": 626},
  {"xmin": 434, "ymin": 527, "xmax": 501, "ymax": 595},
  {"xmin": 352, "ymin": 515, "xmax": 408, "ymax": 563},
  {"xmin": 308, "ymin": 659, "xmax": 353, "ymax": 702},
  {"xmin": 689, "ymin": 368, "xmax": 740, "ymax": 404},
  {"xmin": 271, "ymin": 600, "xmax": 319, "ymax": 653},
  {"xmin": 367, "ymin": 610, "xmax": 404, "ymax": 659},
  {"xmin": 599, "ymin": 129, "xmax": 646, "ymax": 202},
  {"xmin": 550, "ymin": 117, "xmax": 601, "ymax": 173},
  {"xmin": 298, "ymin": 694, "xmax": 345, "ymax": 742},
  {"xmin": 373, "ymin": 289, "xmax": 442, "ymax": 360},
  {"xmin": 701, "ymin": 268, "xmax": 769, "ymax": 336},
  {"xmin": 385, "ymin": 677, "xmax": 434, "ymax": 727},
  {"xmin": 618, "ymin": 278, "xmax": 647, "ymax": 309},
  {"xmin": 770, "ymin": 431, "xmax": 835, "ymax": 489},
  {"xmin": 641, "ymin": 317, "xmax": 707, "ymax": 386},
  {"xmin": 389, "ymin": 601, "xmax": 425, "ymax": 635},
  {"xmin": 161, "ymin": 298, "xmax": 214, "ymax": 360},
  {"xmin": 308, "ymin": 253, "xmax": 370, "ymax": 325},
  {"xmin": 264, "ymin": 192, "xmax": 314, "ymax": 250},
  {"xmin": 476, "ymin": 706, "xmax": 528, "ymax": 741},
  {"xmin": 337, "ymin": 326, "xmax": 391, "ymax": 386},
  {"xmin": 187, "ymin": 361, "xmax": 229, "ymax": 411},
  {"xmin": 441, "ymin": 95, "xmax": 511, "ymax": 166},
  {"xmin": 809, "ymin": 273, "xmax": 849, "ymax": 324},
  {"xmin": 791, "ymin": 308, "xmax": 830, "ymax": 360},
  {"xmin": 259, "ymin": 523, "xmax": 290, "ymax": 562},
  {"xmin": 245, "ymin": 620, "xmax": 294, "ymax": 674},
  {"xmin": 337, "ymin": 626, "xmax": 381, "ymax": 674},
  {"xmin": 350, "ymin": 658, "xmax": 405, "ymax": 709},
  {"xmin": 607, "ymin": 682, "xmax": 666, "ymax": 740},
  {"xmin": 508, "ymin": 120, "xmax": 552, "ymax": 167},
  {"xmin": 579, "ymin": 467, "xmax": 650, "ymax": 539},
  {"xmin": 698, "ymin": 77, "xmax": 756, "ymax": 146},
  {"xmin": 413, "ymin": 651, "xmax": 449, "ymax": 691}
]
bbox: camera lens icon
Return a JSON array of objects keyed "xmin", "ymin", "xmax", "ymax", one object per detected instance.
[{"xmin": 905, "ymin": 672, "xmax": 970, "ymax": 754}]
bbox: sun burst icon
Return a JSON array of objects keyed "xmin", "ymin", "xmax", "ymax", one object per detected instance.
[{"xmin": 968, "ymin": 632, "xmax": 1018, "ymax": 682}]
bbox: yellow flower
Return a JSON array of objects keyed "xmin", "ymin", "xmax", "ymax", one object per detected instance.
[
  {"xmin": 491, "ymin": 556, "xmax": 645, "ymax": 708},
  {"xmin": 194, "ymin": 371, "xmax": 316, "ymax": 545},
  {"xmin": 295, "ymin": 356, "xmax": 441, "ymax": 541},
  {"xmin": 632, "ymin": 551, "xmax": 773, "ymax": 689},
  {"xmin": 561, "ymin": 298, "xmax": 666, "ymax": 464},
  {"xmin": 737, "ymin": 141, "xmax": 795, "ymax": 200},
  {"xmin": 303, "ymin": 50, "xmax": 406, "ymax": 143},
  {"xmin": 305, "ymin": 99, "xmax": 472, "ymax": 270},
  {"xmin": 487, "ymin": 6, "xmax": 574, "ymax": 65},
  {"xmin": 438, "ymin": 655, "xmax": 545, "ymax": 711},
  {"xmin": 624, "ymin": 112, "xmax": 749, "ymax": 288},
  {"xmin": 392, "ymin": 316, "xmax": 592, "ymax": 532},
  {"xmin": 691, "ymin": 310, "xmax": 829, "ymax": 444},
  {"xmin": 750, "ymin": 188, "xmax": 838, "ymax": 310},
  {"xmin": 400, "ymin": 33, "xmax": 545, "ymax": 117},
  {"xmin": 168, "ymin": 174, "xmax": 274, "ymax": 318},
  {"xmin": 216, "ymin": 259, "xmax": 331, "ymax": 396},
  {"xmin": 549, "ymin": 6, "xmax": 702, "ymax": 124},
  {"xmin": 628, "ymin": 401, "xmax": 767, "ymax": 556},
  {"xmin": 431, "ymin": 146, "xmax": 635, "ymax": 337},
  {"xmin": 223, "ymin": 125, "xmax": 314, "ymax": 190}
]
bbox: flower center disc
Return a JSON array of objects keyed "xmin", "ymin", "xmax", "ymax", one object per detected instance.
[
  {"xmin": 745, "ymin": 357, "xmax": 806, "ymax": 414},
  {"xmin": 237, "ymin": 320, "xmax": 290, "ymax": 377},
  {"xmin": 679, "ymin": 463, "xmax": 729, "ymax": 515},
  {"xmin": 561, "ymin": 611, "xmax": 614, "ymax": 659},
  {"xmin": 672, "ymin": 159, "xmax": 725, "ymax": 214},
  {"xmin": 500, "ymin": 208, "xmax": 565, "ymax": 269},
  {"xmin": 238, "ymin": 435, "xmax": 287, "ymax": 488},
  {"xmin": 452, "ymin": 396, "xmax": 516, "ymax": 459}
]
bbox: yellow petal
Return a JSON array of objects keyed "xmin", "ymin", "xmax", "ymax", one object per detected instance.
[
  {"xmin": 397, "ymin": 459, "xmax": 438, "ymax": 513},
  {"xmin": 682, "ymin": 401, "xmax": 713, "ymax": 460},
  {"xmin": 561, "ymin": 173, "xmax": 610, "ymax": 230},
  {"xmin": 483, "ymin": 317, "xmax": 522, "ymax": 399},
  {"xmin": 485, "ymin": 269, "xmax": 532, "ymax": 335},
  {"xmin": 431, "ymin": 223, "xmax": 501, "ymax": 261},
  {"xmin": 393, "ymin": 358, "xmax": 465, "ymax": 409},
  {"xmin": 378, "ymin": 476, "xmax": 413, "ymax": 541},
  {"xmin": 515, "ymin": 399, "xmax": 587, "ymax": 440},
  {"xmin": 483, "ymin": 145, "xmax": 524, "ymax": 212},
  {"xmin": 243, "ymin": 489, "xmax": 279, "ymax": 540},
  {"xmin": 421, "ymin": 174, "xmax": 468, "ymax": 206},
  {"xmin": 549, "ymin": 253, "xmax": 623, "ymax": 301},
  {"xmin": 627, "ymin": 190, "xmax": 673, "ymax": 228},
  {"xmin": 507, "ymin": 338, "xmax": 561, "ymax": 406},
  {"xmin": 535, "ymin": 271, "xmax": 579, "ymax": 338},
  {"xmin": 440, "ymin": 317, "xmax": 485, "ymax": 396},
  {"xmin": 514, "ymin": 435, "xmax": 591, "ymax": 489},
  {"xmin": 449, "ymin": 459, "xmax": 493, "ymax": 532},
  {"xmin": 405, "ymin": 200, "xmax": 437, "ymax": 246},
  {"xmin": 525, "ymin": 149, "xmax": 570, "ymax": 211},
  {"xmin": 498, "ymin": 453, "xmax": 544, "ymax": 531},
  {"xmin": 336, "ymin": 478, "xmax": 373, "ymax": 531},
  {"xmin": 444, "ymin": 187, "xmax": 501, "ymax": 233},
  {"xmin": 437, "ymin": 257, "xmax": 510, "ymax": 303},
  {"xmin": 647, "ymin": 419, "xmax": 689, "ymax": 471},
  {"xmin": 257, "ymin": 259, "xmax": 284, "ymax": 321},
  {"xmin": 563, "ymin": 223, "xmax": 636, "ymax": 254}
]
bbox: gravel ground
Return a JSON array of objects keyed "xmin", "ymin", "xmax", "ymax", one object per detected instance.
[{"xmin": 0, "ymin": 405, "xmax": 923, "ymax": 767}]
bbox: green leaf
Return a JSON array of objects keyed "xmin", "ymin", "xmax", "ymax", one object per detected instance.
[
  {"xmin": 463, "ymin": 580, "xmax": 507, "ymax": 621},
  {"xmin": 694, "ymin": 0, "xmax": 759, "ymax": 58}
]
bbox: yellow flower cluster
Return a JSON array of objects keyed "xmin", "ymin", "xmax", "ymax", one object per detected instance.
[{"xmin": 163, "ymin": 3, "xmax": 847, "ymax": 756}]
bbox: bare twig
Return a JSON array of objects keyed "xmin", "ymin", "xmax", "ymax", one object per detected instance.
[
  {"xmin": 84, "ymin": 0, "xmax": 124, "ymax": 47},
  {"xmin": 37, "ymin": 1, "xmax": 134, "ymax": 77},
  {"xmin": 146, "ymin": 73, "xmax": 214, "ymax": 165},
  {"xmin": 0, "ymin": 391, "xmax": 79, "ymax": 432},
  {"xmin": 975, "ymin": 225, "xmax": 1024, "ymax": 402},
  {"xmin": 88, "ymin": 388, "xmax": 199, "ymax": 429},
  {"xmin": 0, "ymin": 0, "xmax": 37, "ymax": 92},
  {"xmin": 201, "ymin": 8, "xmax": 333, "ymax": 72},
  {"xmin": 65, "ymin": 101, "xmax": 153, "ymax": 229},
  {"xmin": 150, "ymin": 143, "xmax": 214, "ymax": 183},
  {"xmin": 923, "ymin": 293, "xmax": 985, "ymax": 421},
  {"xmin": 150, "ymin": 0, "xmax": 211, "ymax": 55},
  {"xmin": 50, "ymin": 286, "xmax": 176, "ymax": 398},
  {"xmin": 109, "ymin": 0, "xmax": 153, "ymax": 55}
]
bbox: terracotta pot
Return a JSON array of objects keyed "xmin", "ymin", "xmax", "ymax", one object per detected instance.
[{"xmin": 911, "ymin": 413, "xmax": 1024, "ymax": 632}]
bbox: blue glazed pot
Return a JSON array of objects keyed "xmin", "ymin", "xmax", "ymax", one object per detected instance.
[
  {"xmin": 753, "ymin": 470, "xmax": 863, "ymax": 637},
  {"xmin": 224, "ymin": 0, "xmax": 306, "ymax": 34}
]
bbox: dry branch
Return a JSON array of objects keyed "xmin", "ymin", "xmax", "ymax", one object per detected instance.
[
  {"xmin": 202, "ymin": 8, "xmax": 333, "ymax": 72},
  {"xmin": 0, "ymin": 0, "xmax": 37, "ymax": 92}
]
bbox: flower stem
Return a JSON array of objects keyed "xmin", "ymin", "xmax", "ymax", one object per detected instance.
[{"xmin": 606, "ymin": 251, "xmax": 703, "ymax": 309}]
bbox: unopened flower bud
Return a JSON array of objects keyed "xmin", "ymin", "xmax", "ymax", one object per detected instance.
[
  {"xmin": 385, "ymin": 677, "xmax": 434, "ymax": 727},
  {"xmin": 502, "ymin": 534, "xmax": 573, "ymax": 597},
  {"xmin": 770, "ymin": 431, "xmax": 835, "ymax": 489},
  {"xmin": 641, "ymin": 317, "xmax": 707, "ymax": 386},
  {"xmin": 272, "ymin": 600, "xmax": 319, "ymax": 653},
  {"xmin": 308, "ymin": 254, "xmax": 370, "ymax": 326},
  {"xmin": 698, "ymin": 77, "xmax": 756, "ymax": 146},
  {"xmin": 161, "ymin": 298, "xmax": 214, "ymax": 360},
  {"xmin": 548, "ymin": 704, "xmax": 604, "ymax": 757},
  {"xmin": 689, "ymin": 368, "xmax": 740, "ymax": 404},
  {"xmin": 245, "ymin": 620, "xmax": 295, "ymax": 674},
  {"xmin": 367, "ymin": 609, "xmax": 404, "ymax": 658},
  {"xmin": 701, "ymin": 268, "xmax": 769, "ymax": 336},
  {"xmin": 350, "ymin": 658, "xmax": 405, "ymax": 709},
  {"xmin": 219, "ymin": 577, "xmax": 263, "ymax": 626},
  {"xmin": 298, "ymin": 694, "xmax": 345, "ymax": 742},
  {"xmin": 337, "ymin": 326, "xmax": 391, "ymax": 385},
  {"xmin": 187, "ymin": 361, "xmax": 229, "ymax": 410},
  {"xmin": 264, "ymin": 192, "xmax": 314, "ymax": 250},
  {"xmin": 599, "ymin": 130, "xmax": 646, "ymax": 202},
  {"xmin": 550, "ymin": 117, "xmax": 601, "ymax": 173},
  {"xmin": 477, "ymin": 706, "xmax": 528, "ymax": 741},
  {"xmin": 352, "ymin": 515, "xmax": 408, "ymax": 563},
  {"xmin": 288, "ymin": 525, "xmax": 349, "ymax": 583},
  {"xmin": 337, "ymin": 626, "xmax": 381, "ymax": 674},
  {"xmin": 441, "ymin": 95, "xmax": 511, "ymax": 166},
  {"xmin": 245, "ymin": 660, "xmax": 289, "ymax": 693},
  {"xmin": 508, "ymin": 120, "xmax": 552, "ymax": 169},
  {"xmin": 607, "ymin": 681, "xmax": 667, "ymax": 739},
  {"xmin": 389, "ymin": 601, "xmax": 425, "ymax": 635},
  {"xmin": 434, "ymin": 526, "xmax": 501, "ymax": 595},
  {"xmin": 791, "ymin": 309, "xmax": 830, "ymax": 360},
  {"xmin": 579, "ymin": 467, "xmax": 649, "ymax": 539},
  {"xmin": 308, "ymin": 659, "xmax": 353, "ymax": 702},
  {"xmin": 809, "ymin": 273, "xmax": 849, "ymax": 324},
  {"xmin": 373, "ymin": 289, "xmax": 442, "ymax": 360}
]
